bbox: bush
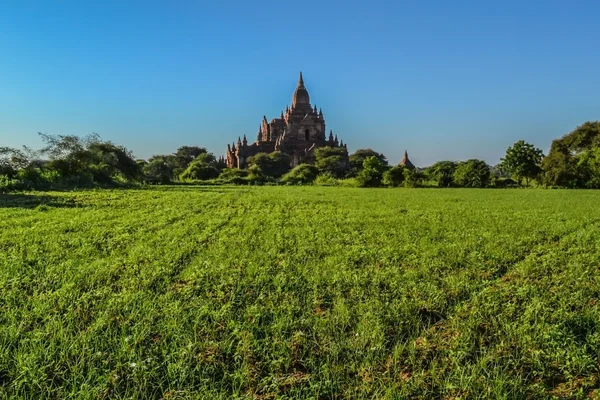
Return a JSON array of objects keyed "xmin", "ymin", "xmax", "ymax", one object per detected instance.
[
  {"xmin": 383, "ymin": 165, "xmax": 405, "ymax": 187},
  {"xmin": 218, "ymin": 168, "xmax": 248, "ymax": 185},
  {"xmin": 247, "ymin": 152, "xmax": 291, "ymax": 178},
  {"xmin": 490, "ymin": 177, "xmax": 519, "ymax": 188},
  {"xmin": 314, "ymin": 173, "xmax": 338, "ymax": 186},
  {"xmin": 453, "ymin": 159, "xmax": 491, "ymax": 188},
  {"xmin": 403, "ymin": 169, "xmax": 425, "ymax": 188},
  {"xmin": 281, "ymin": 164, "xmax": 319, "ymax": 185},
  {"xmin": 356, "ymin": 156, "xmax": 386, "ymax": 187},
  {"xmin": 337, "ymin": 178, "xmax": 359, "ymax": 187},
  {"xmin": 179, "ymin": 154, "xmax": 220, "ymax": 181}
]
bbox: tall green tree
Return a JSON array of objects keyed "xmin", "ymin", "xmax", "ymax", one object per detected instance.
[
  {"xmin": 383, "ymin": 165, "xmax": 405, "ymax": 187},
  {"xmin": 426, "ymin": 161, "xmax": 458, "ymax": 187},
  {"xmin": 40, "ymin": 133, "xmax": 141, "ymax": 184},
  {"xmin": 542, "ymin": 121, "xmax": 600, "ymax": 188},
  {"xmin": 247, "ymin": 151, "xmax": 291, "ymax": 178},
  {"xmin": 500, "ymin": 140, "xmax": 544, "ymax": 185},
  {"xmin": 348, "ymin": 149, "xmax": 387, "ymax": 177},
  {"xmin": 314, "ymin": 146, "xmax": 349, "ymax": 178},
  {"xmin": 144, "ymin": 156, "xmax": 175, "ymax": 184},
  {"xmin": 179, "ymin": 153, "xmax": 220, "ymax": 181},
  {"xmin": 356, "ymin": 156, "xmax": 386, "ymax": 187},
  {"xmin": 453, "ymin": 159, "xmax": 491, "ymax": 188}
]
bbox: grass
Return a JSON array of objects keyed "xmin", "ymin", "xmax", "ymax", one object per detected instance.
[{"xmin": 0, "ymin": 186, "xmax": 599, "ymax": 399}]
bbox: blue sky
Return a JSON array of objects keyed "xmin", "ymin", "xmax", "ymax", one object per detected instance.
[{"xmin": 1, "ymin": 0, "xmax": 599, "ymax": 165}]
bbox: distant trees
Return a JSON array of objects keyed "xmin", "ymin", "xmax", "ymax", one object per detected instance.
[
  {"xmin": 179, "ymin": 153, "xmax": 220, "ymax": 181},
  {"xmin": 4, "ymin": 122, "xmax": 600, "ymax": 190},
  {"xmin": 314, "ymin": 147, "xmax": 349, "ymax": 178},
  {"xmin": 247, "ymin": 152, "xmax": 291, "ymax": 178},
  {"xmin": 143, "ymin": 156, "xmax": 175, "ymax": 184},
  {"xmin": 348, "ymin": 149, "xmax": 387, "ymax": 177},
  {"xmin": 541, "ymin": 121, "xmax": 600, "ymax": 188},
  {"xmin": 425, "ymin": 161, "xmax": 457, "ymax": 187},
  {"xmin": 281, "ymin": 164, "xmax": 319, "ymax": 185},
  {"xmin": 382, "ymin": 165, "xmax": 405, "ymax": 187},
  {"xmin": 501, "ymin": 140, "xmax": 544, "ymax": 185},
  {"xmin": 172, "ymin": 146, "xmax": 208, "ymax": 177},
  {"xmin": 40, "ymin": 133, "xmax": 142, "ymax": 185},
  {"xmin": 356, "ymin": 156, "xmax": 387, "ymax": 187},
  {"xmin": 453, "ymin": 159, "xmax": 491, "ymax": 188}
]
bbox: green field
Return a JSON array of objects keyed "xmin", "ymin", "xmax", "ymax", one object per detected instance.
[{"xmin": 1, "ymin": 187, "xmax": 599, "ymax": 399}]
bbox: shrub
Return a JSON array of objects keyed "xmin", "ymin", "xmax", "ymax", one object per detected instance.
[
  {"xmin": 453, "ymin": 159, "xmax": 491, "ymax": 188},
  {"xmin": 314, "ymin": 173, "xmax": 338, "ymax": 186},
  {"xmin": 218, "ymin": 168, "xmax": 248, "ymax": 185},
  {"xmin": 383, "ymin": 165, "xmax": 405, "ymax": 187},
  {"xmin": 281, "ymin": 164, "xmax": 319, "ymax": 185},
  {"xmin": 356, "ymin": 156, "xmax": 386, "ymax": 187}
]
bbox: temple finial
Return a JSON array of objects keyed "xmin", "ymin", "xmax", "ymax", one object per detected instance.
[{"xmin": 298, "ymin": 71, "xmax": 304, "ymax": 86}]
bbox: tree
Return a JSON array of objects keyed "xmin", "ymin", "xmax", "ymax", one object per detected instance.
[
  {"xmin": 281, "ymin": 164, "xmax": 319, "ymax": 185},
  {"xmin": 247, "ymin": 152, "xmax": 291, "ymax": 178},
  {"xmin": 314, "ymin": 146, "xmax": 349, "ymax": 178},
  {"xmin": 348, "ymin": 149, "xmax": 387, "ymax": 177},
  {"xmin": 382, "ymin": 165, "xmax": 405, "ymax": 187},
  {"xmin": 0, "ymin": 147, "xmax": 30, "ymax": 177},
  {"xmin": 144, "ymin": 156, "xmax": 174, "ymax": 184},
  {"xmin": 426, "ymin": 161, "xmax": 458, "ymax": 187},
  {"xmin": 453, "ymin": 159, "xmax": 491, "ymax": 188},
  {"xmin": 356, "ymin": 156, "xmax": 386, "ymax": 187},
  {"xmin": 542, "ymin": 121, "xmax": 600, "ymax": 188},
  {"xmin": 40, "ymin": 133, "xmax": 142, "ymax": 185},
  {"xmin": 173, "ymin": 146, "xmax": 207, "ymax": 172},
  {"xmin": 179, "ymin": 153, "xmax": 219, "ymax": 181},
  {"xmin": 403, "ymin": 168, "xmax": 425, "ymax": 188},
  {"xmin": 500, "ymin": 140, "xmax": 544, "ymax": 185}
]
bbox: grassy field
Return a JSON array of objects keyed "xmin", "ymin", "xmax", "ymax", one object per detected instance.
[{"xmin": 1, "ymin": 187, "xmax": 599, "ymax": 399}]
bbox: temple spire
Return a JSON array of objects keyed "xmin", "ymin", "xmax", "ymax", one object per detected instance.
[
  {"xmin": 400, "ymin": 150, "xmax": 415, "ymax": 169},
  {"xmin": 298, "ymin": 71, "xmax": 304, "ymax": 86}
]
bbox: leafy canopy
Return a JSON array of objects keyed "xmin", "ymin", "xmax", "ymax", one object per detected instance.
[
  {"xmin": 501, "ymin": 140, "xmax": 543, "ymax": 185},
  {"xmin": 453, "ymin": 159, "xmax": 491, "ymax": 188}
]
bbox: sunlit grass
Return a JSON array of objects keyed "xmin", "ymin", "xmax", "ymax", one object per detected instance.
[{"xmin": 0, "ymin": 187, "xmax": 599, "ymax": 399}]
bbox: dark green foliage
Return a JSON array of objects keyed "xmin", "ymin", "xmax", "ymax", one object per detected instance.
[
  {"xmin": 542, "ymin": 121, "xmax": 600, "ymax": 188},
  {"xmin": 382, "ymin": 165, "xmax": 405, "ymax": 187},
  {"xmin": 490, "ymin": 177, "xmax": 518, "ymax": 188},
  {"xmin": 500, "ymin": 140, "xmax": 544, "ymax": 185},
  {"xmin": 172, "ymin": 146, "xmax": 208, "ymax": 176},
  {"xmin": 348, "ymin": 149, "xmax": 388, "ymax": 177},
  {"xmin": 281, "ymin": 164, "xmax": 319, "ymax": 185},
  {"xmin": 144, "ymin": 156, "xmax": 175, "ymax": 184},
  {"xmin": 218, "ymin": 168, "xmax": 248, "ymax": 184},
  {"xmin": 39, "ymin": 133, "xmax": 142, "ymax": 185},
  {"xmin": 426, "ymin": 161, "xmax": 458, "ymax": 187},
  {"xmin": 453, "ymin": 159, "xmax": 491, "ymax": 187},
  {"xmin": 356, "ymin": 156, "xmax": 386, "ymax": 187},
  {"xmin": 247, "ymin": 151, "xmax": 291, "ymax": 178},
  {"xmin": 403, "ymin": 168, "xmax": 425, "ymax": 188},
  {"xmin": 179, "ymin": 153, "xmax": 220, "ymax": 181},
  {"xmin": 314, "ymin": 146, "xmax": 349, "ymax": 178}
]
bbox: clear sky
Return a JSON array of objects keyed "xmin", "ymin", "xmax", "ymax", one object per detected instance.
[{"xmin": 1, "ymin": 0, "xmax": 599, "ymax": 166}]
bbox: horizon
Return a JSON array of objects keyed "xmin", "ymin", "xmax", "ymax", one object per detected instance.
[{"xmin": 2, "ymin": 1, "xmax": 599, "ymax": 166}]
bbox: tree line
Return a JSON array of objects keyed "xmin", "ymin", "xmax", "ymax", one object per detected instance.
[{"xmin": 1, "ymin": 121, "xmax": 599, "ymax": 191}]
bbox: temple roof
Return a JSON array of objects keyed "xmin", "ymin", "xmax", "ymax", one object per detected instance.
[
  {"xmin": 399, "ymin": 150, "xmax": 415, "ymax": 169},
  {"xmin": 292, "ymin": 72, "xmax": 310, "ymax": 107}
]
